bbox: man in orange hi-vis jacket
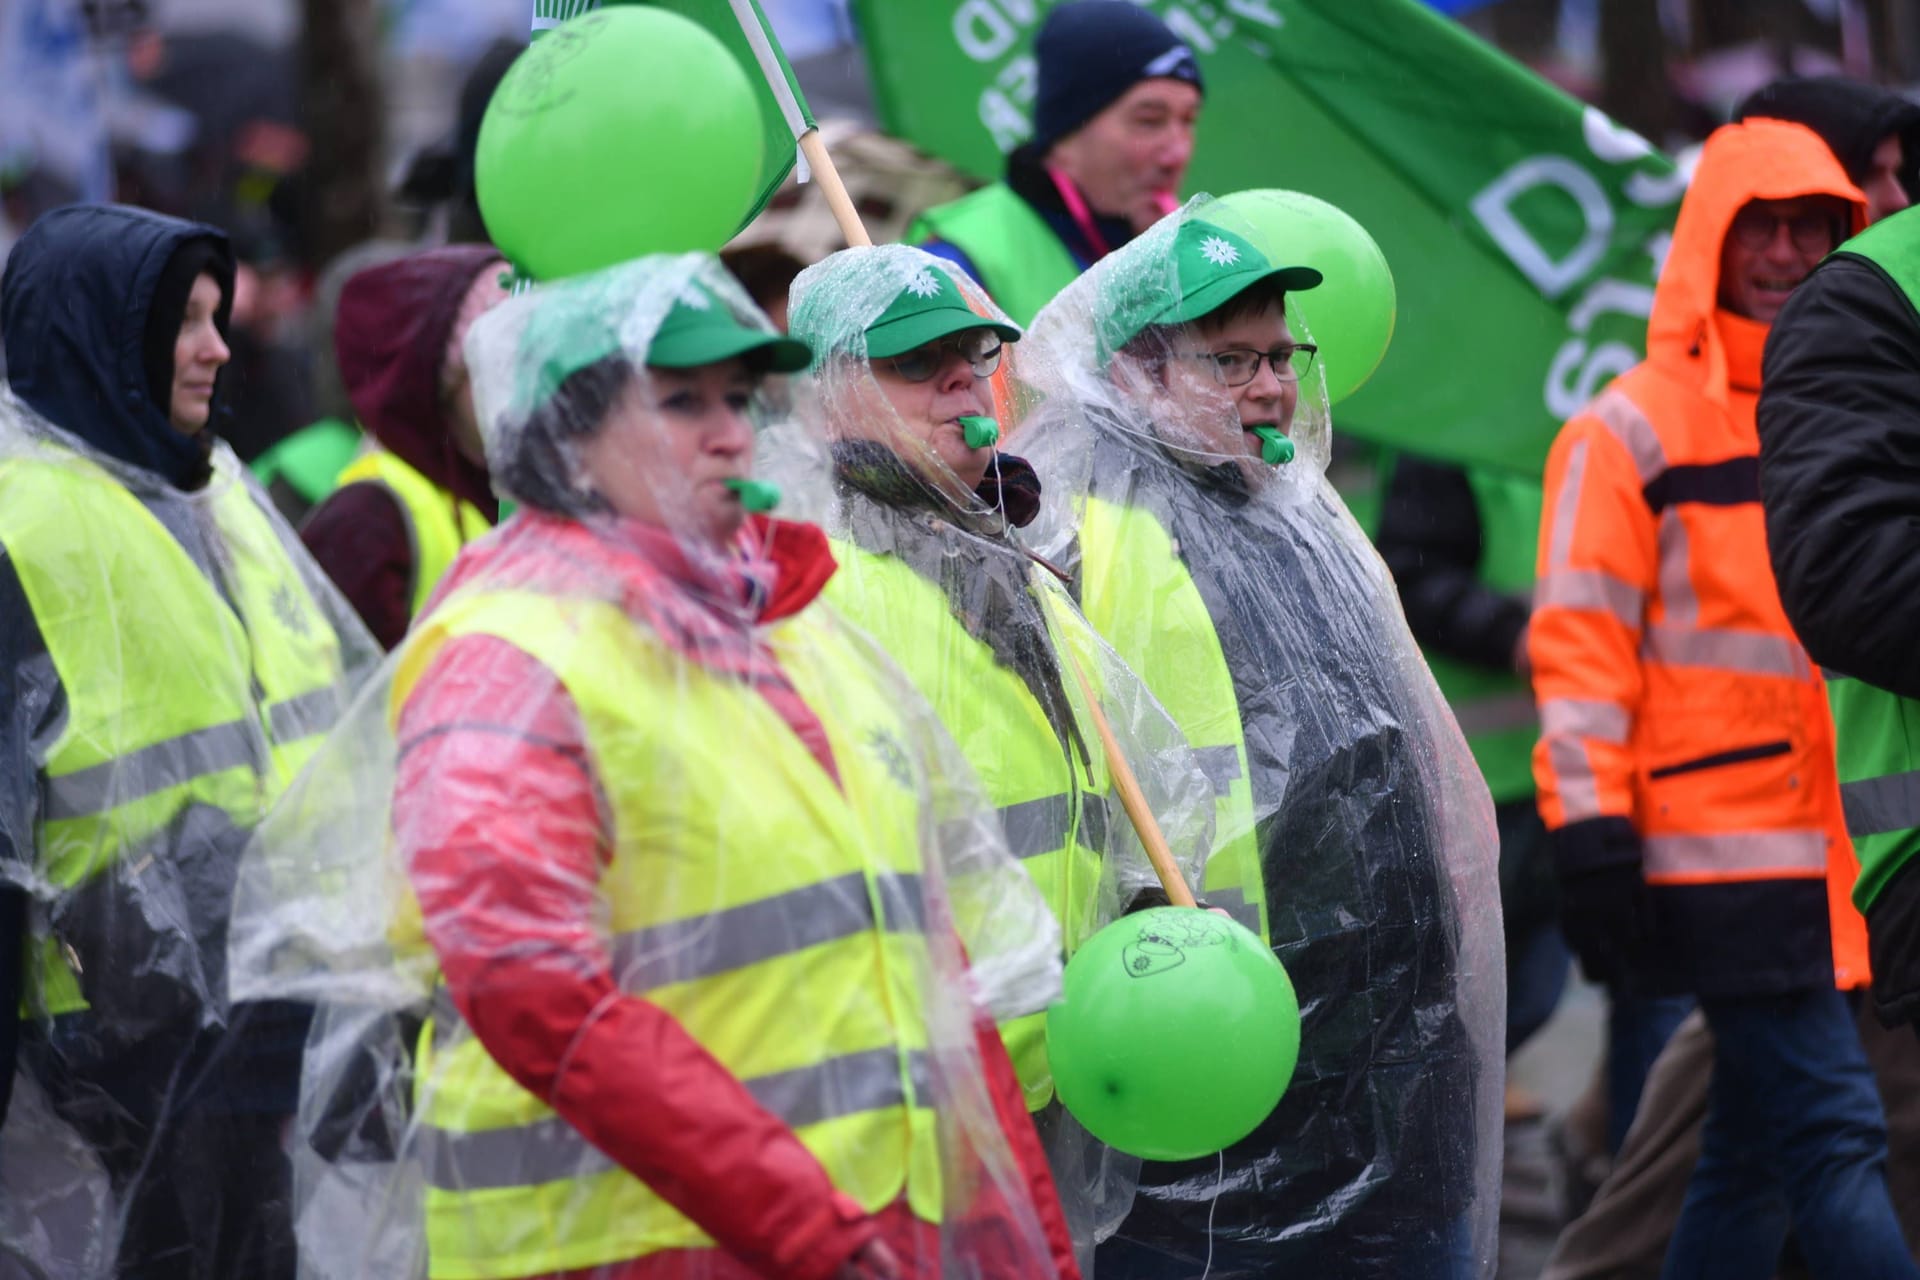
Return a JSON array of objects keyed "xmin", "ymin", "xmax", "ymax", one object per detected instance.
[{"xmin": 1531, "ymin": 118, "xmax": 1917, "ymax": 1278}]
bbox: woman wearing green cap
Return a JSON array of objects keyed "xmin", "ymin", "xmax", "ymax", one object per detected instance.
[
  {"xmin": 1019, "ymin": 201, "xmax": 1503, "ymax": 1279},
  {"xmin": 779, "ymin": 244, "xmax": 1215, "ymax": 1260},
  {"xmin": 228, "ymin": 253, "xmax": 1083, "ymax": 1280}
]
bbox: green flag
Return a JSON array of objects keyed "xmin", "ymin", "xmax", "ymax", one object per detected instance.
[
  {"xmin": 852, "ymin": 0, "xmax": 1685, "ymax": 474},
  {"xmin": 532, "ymin": 0, "xmax": 815, "ymax": 232}
]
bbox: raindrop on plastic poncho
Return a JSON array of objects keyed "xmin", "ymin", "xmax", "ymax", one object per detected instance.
[
  {"xmin": 1017, "ymin": 196, "xmax": 1504, "ymax": 1278},
  {"xmin": 773, "ymin": 243, "xmax": 1221, "ymax": 1262},
  {"xmin": 227, "ymin": 252, "xmax": 1080, "ymax": 1280},
  {"xmin": 0, "ymin": 387, "xmax": 381, "ymax": 1276}
]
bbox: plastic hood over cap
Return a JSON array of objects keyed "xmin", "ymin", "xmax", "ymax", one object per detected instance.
[
  {"xmin": 227, "ymin": 257, "xmax": 1072, "ymax": 1280},
  {"xmin": 779, "ymin": 243, "xmax": 1222, "ymax": 1256},
  {"xmin": 1022, "ymin": 195, "xmax": 1335, "ymax": 515},
  {"xmin": 1646, "ymin": 118, "xmax": 1866, "ymax": 402},
  {"xmin": 1017, "ymin": 197, "xmax": 1503, "ymax": 1275}
]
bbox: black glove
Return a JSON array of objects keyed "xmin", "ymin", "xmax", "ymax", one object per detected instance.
[{"xmin": 1552, "ymin": 817, "xmax": 1649, "ymax": 986}]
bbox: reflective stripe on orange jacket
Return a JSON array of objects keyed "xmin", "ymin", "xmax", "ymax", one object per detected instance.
[{"xmin": 1530, "ymin": 119, "xmax": 1872, "ymax": 992}]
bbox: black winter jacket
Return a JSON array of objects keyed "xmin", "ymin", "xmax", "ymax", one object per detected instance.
[
  {"xmin": 1759, "ymin": 220, "xmax": 1920, "ymax": 1019},
  {"xmin": 1075, "ymin": 415, "xmax": 1478, "ymax": 1278}
]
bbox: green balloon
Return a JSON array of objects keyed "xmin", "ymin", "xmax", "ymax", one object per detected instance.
[
  {"xmin": 1209, "ymin": 190, "xmax": 1397, "ymax": 406},
  {"xmin": 1046, "ymin": 907, "xmax": 1300, "ymax": 1161},
  {"xmin": 475, "ymin": 9, "xmax": 765, "ymax": 281}
]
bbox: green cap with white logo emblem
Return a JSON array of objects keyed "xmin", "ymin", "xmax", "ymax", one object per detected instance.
[
  {"xmin": 1101, "ymin": 219, "xmax": 1322, "ymax": 358},
  {"xmin": 862, "ymin": 263, "xmax": 1024, "ymax": 360}
]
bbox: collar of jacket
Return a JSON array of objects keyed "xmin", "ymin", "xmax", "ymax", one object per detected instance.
[
  {"xmin": 1003, "ymin": 144, "xmax": 1138, "ymax": 270},
  {"xmin": 1089, "ymin": 404, "xmax": 1256, "ymax": 507},
  {"xmin": 426, "ymin": 509, "xmax": 836, "ymax": 642}
]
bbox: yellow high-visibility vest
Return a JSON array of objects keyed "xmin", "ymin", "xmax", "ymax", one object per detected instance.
[{"xmin": 392, "ymin": 584, "xmax": 946, "ymax": 1280}]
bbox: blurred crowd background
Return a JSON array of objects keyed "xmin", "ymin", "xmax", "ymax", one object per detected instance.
[{"xmin": 0, "ymin": 0, "xmax": 1914, "ymax": 487}]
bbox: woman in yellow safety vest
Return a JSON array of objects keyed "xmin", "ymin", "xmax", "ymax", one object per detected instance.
[
  {"xmin": 0, "ymin": 203, "xmax": 378, "ymax": 1278},
  {"xmin": 227, "ymin": 252, "xmax": 1081, "ymax": 1280}
]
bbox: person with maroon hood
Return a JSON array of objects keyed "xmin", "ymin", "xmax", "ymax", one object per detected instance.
[{"xmin": 301, "ymin": 246, "xmax": 508, "ymax": 648}]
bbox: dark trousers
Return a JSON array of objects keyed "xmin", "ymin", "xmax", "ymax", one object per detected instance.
[
  {"xmin": 1662, "ymin": 986, "xmax": 1917, "ymax": 1280},
  {"xmin": 1609, "ymin": 992, "xmax": 1694, "ymax": 1155},
  {"xmin": 26, "ymin": 1005, "xmax": 300, "ymax": 1280}
]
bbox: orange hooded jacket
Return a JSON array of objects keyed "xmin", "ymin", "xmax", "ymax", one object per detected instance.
[{"xmin": 1530, "ymin": 119, "xmax": 1871, "ymax": 994}]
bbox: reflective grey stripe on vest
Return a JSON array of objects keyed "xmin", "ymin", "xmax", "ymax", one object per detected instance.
[
  {"xmin": 1641, "ymin": 624, "xmax": 1812, "ymax": 679},
  {"xmin": 1193, "ymin": 745, "xmax": 1243, "ymax": 796},
  {"xmin": 1842, "ymin": 772, "xmax": 1920, "ymax": 839},
  {"xmin": 43, "ymin": 719, "xmax": 261, "ymax": 820},
  {"xmin": 609, "ymin": 870, "xmax": 927, "ymax": 990},
  {"xmin": 1642, "ymin": 829, "xmax": 1828, "ymax": 878},
  {"xmin": 999, "ymin": 792, "xmax": 1109, "ymax": 858},
  {"xmin": 268, "ymin": 687, "xmax": 343, "ymax": 743},
  {"xmin": 417, "ymin": 1046, "xmax": 934, "ymax": 1192},
  {"xmin": 1451, "ymin": 690, "xmax": 1539, "ymax": 738}
]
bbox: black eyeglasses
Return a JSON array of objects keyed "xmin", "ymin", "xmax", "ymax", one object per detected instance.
[
  {"xmin": 1728, "ymin": 204, "xmax": 1841, "ymax": 255},
  {"xmin": 1182, "ymin": 343, "xmax": 1317, "ymax": 388},
  {"xmin": 882, "ymin": 331, "xmax": 1004, "ymax": 383}
]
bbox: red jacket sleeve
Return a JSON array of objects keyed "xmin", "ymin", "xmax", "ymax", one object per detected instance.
[
  {"xmin": 972, "ymin": 1007, "xmax": 1082, "ymax": 1280},
  {"xmin": 396, "ymin": 634, "xmax": 877, "ymax": 1280}
]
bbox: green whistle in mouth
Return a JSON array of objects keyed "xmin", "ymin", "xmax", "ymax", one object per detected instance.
[
  {"xmin": 960, "ymin": 415, "xmax": 1000, "ymax": 449},
  {"xmin": 1251, "ymin": 426, "xmax": 1295, "ymax": 466},
  {"xmin": 724, "ymin": 478, "xmax": 781, "ymax": 513}
]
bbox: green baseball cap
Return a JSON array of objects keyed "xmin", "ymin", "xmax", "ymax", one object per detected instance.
[
  {"xmin": 1103, "ymin": 219, "xmax": 1322, "ymax": 356},
  {"xmin": 863, "ymin": 263, "xmax": 1023, "ymax": 359},
  {"xmin": 649, "ymin": 283, "xmax": 812, "ymax": 372},
  {"xmin": 523, "ymin": 278, "xmax": 811, "ymax": 412}
]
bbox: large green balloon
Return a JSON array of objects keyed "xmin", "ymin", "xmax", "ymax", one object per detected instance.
[
  {"xmin": 1210, "ymin": 189, "xmax": 1397, "ymax": 406},
  {"xmin": 1046, "ymin": 908, "xmax": 1300, "ymax": 1161},
  {"xmin": 475, "ymin": 9, "xmax": 765, "ymax": 281}
]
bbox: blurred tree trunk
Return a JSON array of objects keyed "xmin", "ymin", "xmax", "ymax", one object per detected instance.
[
  {"xmin": 1600, "ymin": 0, "xmax": 1673, "ymax": 143},
  {"xmin": 301, "ymin": 0, "xmax": 386, "ymax": 270},
  {"xmin": 1865, "ymin": 0, "xmax": 1920, "ymax": 80}
]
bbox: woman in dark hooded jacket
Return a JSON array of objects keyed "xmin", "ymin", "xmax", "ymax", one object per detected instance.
[
  {"xmin": 300, "ymin": 246, "xmax": 509, "ymax": 648},
  {"xmin": 0, "ymin": 203, "xmax": 375, "ymax": 1277}
]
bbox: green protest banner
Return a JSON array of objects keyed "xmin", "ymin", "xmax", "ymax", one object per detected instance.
[{"xmin": 852, "ymin": 0, "xmax": 1687, "ymax": 473}]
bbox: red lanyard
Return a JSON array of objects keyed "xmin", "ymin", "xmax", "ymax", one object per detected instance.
[{"xmin": 1046, "ymin": 165, "xmax": 1114, "ymax": 261}]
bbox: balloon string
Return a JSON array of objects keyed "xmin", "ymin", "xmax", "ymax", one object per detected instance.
[{"xmin": 1200, "ymin": 1150, "xmax": 1224, "ymax": 1280}]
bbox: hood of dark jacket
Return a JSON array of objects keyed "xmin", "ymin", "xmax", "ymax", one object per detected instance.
[
  {"xmin": 334, "ymin": 245, "xmax": 503, "ymax": 517},
  {"xmin": 1647, "ymin": 119, "xmax": 1865, "ymax": 403},
  {"xmin": 2, "ymin": 204, "xmax": 236, "ymax": 489},
  {"xmin": 1737, "ymin": 76, "xmax": 1920, "ymax": 194}
]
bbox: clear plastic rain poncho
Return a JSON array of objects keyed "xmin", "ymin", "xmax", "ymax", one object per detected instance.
[
  {"xmin": 227, "ymin": 252, "xmax": 1076, "ymax": 1280},
  {"xmin": 0, "ymin": 391, "xmax": 381, "ymax": 1278},
  {"xmin": 1016, "ymin": 196, "xmax": 1505, "ymax": 1278},
  {"xmin": 770, "ymin": 244, "xmax": 1221, "ymax": 1264}
]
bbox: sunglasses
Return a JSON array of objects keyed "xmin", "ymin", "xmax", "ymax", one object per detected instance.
[{"xmin": 881, "ymin": 331, "xmax": 1005, "ymax": 383}]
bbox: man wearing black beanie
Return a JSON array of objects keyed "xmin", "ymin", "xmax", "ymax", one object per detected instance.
[
  {"xmin": 909, "ymin": 0, "xmax": 1203, "ymax": 324},
  {"xmin": 1737, "ymin": 75, "xmax": 1920, "ymax": 223}
]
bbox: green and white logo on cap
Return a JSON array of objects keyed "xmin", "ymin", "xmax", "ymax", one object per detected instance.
[
  {"xmin": 1098, "ymin": 217, "xmax": 1322, "ymax": 362},
  {"xmin": 864, "ymin": 263, "xmax": 1022, "ymax": 360}
]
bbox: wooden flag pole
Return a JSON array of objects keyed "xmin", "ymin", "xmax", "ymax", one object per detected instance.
[
  {"xmin": 1060, "ymin": 646, "xmax": 1198, "ymax": 909},
  {"xmin": 798, "ymin": 130, "xmax": 873, "ymax": 248},
  {"xmin": 724, "ymin": 0, "xmax": 872, "ymax": 249}
]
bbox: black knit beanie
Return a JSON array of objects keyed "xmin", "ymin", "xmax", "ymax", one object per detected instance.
[
  {"xmin": 142, "ymin": 237, "xmax": 234, "ymax": 413},
  {"xmin": 1030, "ymin": 1, "xmax": 1203, "ymax": 154},
  {"xmin": 1735, "ymin": 76, "xmax": 1920, "ymax": 192}
]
